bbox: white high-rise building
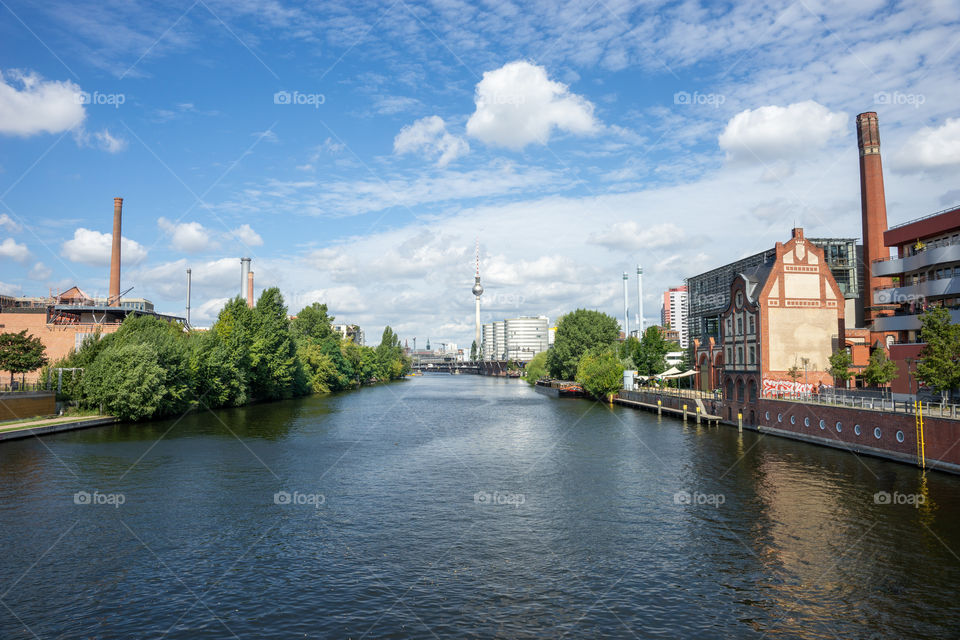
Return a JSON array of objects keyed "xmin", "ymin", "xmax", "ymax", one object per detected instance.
[
  {"xmin": 505, "ymin": 316, "xmax": 550, "ymax": 361},
  {"xmin": 661, "ymin": 286, "xmax": 689, "ymax": 348},
  {"xmin": 482, "ymin": 323, "xmax": 494, "ymax": 360}
]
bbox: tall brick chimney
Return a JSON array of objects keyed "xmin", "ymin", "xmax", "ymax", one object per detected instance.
[
  {"xmin": 109, "ymin": 197, "xmax": 123, "ymax": 307},
  {"xmin": 247, "ymin": 270, "xmax": 254, "ymax": 308},
  {"xmin": 856, "ymin": 112, "xmax": 891, "ymax": 324}
]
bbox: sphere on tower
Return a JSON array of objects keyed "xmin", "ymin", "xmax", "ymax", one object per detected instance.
[{"xmin": 472, "ymin": 278, "xmax": 483, "ymax": 297}]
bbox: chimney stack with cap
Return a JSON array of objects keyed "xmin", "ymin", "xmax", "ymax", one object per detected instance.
[
  {"xmin": 109, "ymin": 197, "xmax": 123, "ymax": 306},
  {"xmin": 856, "ymin": 112, "xmax": 892, "ymax": 324},
  {"xmin": 247, "ymin": 271, "xmax": 254, "ymax": 308}
]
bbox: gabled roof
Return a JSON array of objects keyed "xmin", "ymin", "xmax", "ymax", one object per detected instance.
[
  {"xmin": 738, "ymin": 261, "xmax": 774, "ymax": 303},
  {"xmin": 57, "ymin": 286, "xmax": 93, "ymax": 304}
]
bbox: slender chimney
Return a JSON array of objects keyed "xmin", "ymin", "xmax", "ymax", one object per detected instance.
[
  {"xmin": 636, "ymin": 265, "xmax": 644, "ymax": 334},
  {"xmin": 857, "ymin": 112, "xmax": 892, "ymax": 324},
  {"xmin": 186, "ymin": 268, "xmax": 192, "ymax": 326},
  {"xmin": 240, "ymin": 257, "xmax": 251, "ymax": 298},
  {"xmin": 247, "ymin": 270, "xmax": 254, "ymax": 308},
  {"xmin": 109, "ymin": 197, "xmax": 123, "ymax": 306},
  {"xmin": 622, "ymin": 272, "xmax": 630, "ymax": 337}
]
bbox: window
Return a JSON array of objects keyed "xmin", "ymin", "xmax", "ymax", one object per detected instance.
[
  {"xmin": 748, "ymin": 316, "xmax": 755, "ymax": 334},
  {"xmin": 736, "ymin": 317, "xmax": 743, "ymax": 335},
  {"xmin": 804, "ymin": 417, "xmax": 810, "ymax": 427},
  {"xmin": 737, "ymin": 347, "xmax": 743, "ymax": 365},
  {"xmin": 777, "ymin": 413, "xmax": 783, "ymax": 423},
  {"xmin": 749, "ymin": 346, "xmax": 755, "ymax": 365},
  {"xmin": 896, "ymin": 430, "xmax": 905, "ymax": 443},
  {"xmin": 819, "ymin": 419, "xmax": 826, "ymax": 430},
  {"xmin": 874, "ymin": 427, "xmax": 882, "ymax": 439},
  {"xmin": 836, "ymin": 422, "xmax": 842, "ymax": 433},
  {"xmin": 854, "ymin": 424, "xmax": 861, "ymax": 436}
]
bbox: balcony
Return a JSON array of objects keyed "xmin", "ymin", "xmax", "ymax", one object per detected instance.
[
  {"xmin": 873, "ymin": 277, "xmax": 960, "ymax": 305},
  {"xmin": 871, "ymin": 307, "xmax": 960, "ymax": 332},
  {"xmin": 872, "ymin": 244, "xmax": 960, "ymax": 277}
]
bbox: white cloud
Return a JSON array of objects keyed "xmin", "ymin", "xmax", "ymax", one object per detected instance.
[
  {"xmin": 894, "ymin": 118, "xmax": 960, "ymax": 171},
  {"xmin": 158, "ymin": 217, "xmax": 216, "ymax": 253},
  {"xmin": 0, "ymin": 214, "xmax": 21, "ymax": 232},
  {"xmin": 229, "ymin": 223, "xmax": 263, "ymax": 247},
  {"xmin": 0, "ymin": 281, "xmax": 21, "ymax": 296},
  {"xmin": 61, "ymin": 228, "xmax": 148, "ymax": 266},
  {"xmin": 0, "ymin": 70, "xmax": 85, "ymax": 136},
  {"xmin": 93, "ymin": 128, "xmax": 126, "ymax": 153},
  {"xmin": 0, "ymin": 237, "xmax": 30, "ymax": 263},
  {"xmin": 394, "ymin": 116, "xmax": 469, "ymax": 167},
  {"xmin": 28, "ymin": 262, "xmax": 52, "ymax": 280},
  {"xmin": 466, "ymin": 60, "xmax": 599, "ymax": 150},
  {"xmin": 588, "ymin": 222, "xmax": 687, "ymax": 251},
  {"xmin": 718, "ymin": 101, "xmax": 847, "ymax": 163}
]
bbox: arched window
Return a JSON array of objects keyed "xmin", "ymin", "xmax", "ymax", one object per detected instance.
[
  {"xmin": 725, "ymin": 378, "xmax": 734, "ymax": 400},
  {"xmin": 748, "ymin": 380, "xmax": 757, "ymax": 403},
  {"xmin": 736, "ymin": 378, "xmax": 745, "ymax": 402}
]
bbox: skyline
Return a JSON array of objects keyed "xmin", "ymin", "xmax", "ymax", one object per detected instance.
[{"xmin": 2, "ymin": 0, "xmax": 960, "ymax": 346}]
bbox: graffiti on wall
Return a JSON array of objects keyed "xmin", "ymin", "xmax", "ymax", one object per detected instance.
[{"xmin": 762, "ymin": 378, "xmax": 815, "ymax": 395}]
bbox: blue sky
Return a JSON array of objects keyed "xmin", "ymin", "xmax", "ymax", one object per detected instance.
[{"xmin": 1, "ymin": 0, "xmax": 959, "ymax": 347}]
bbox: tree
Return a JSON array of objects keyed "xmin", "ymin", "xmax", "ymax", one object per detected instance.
[
  {"xmin": 524, "ymin": 350, "xmax": 549, "ymax": 385},
  {"xmin": 291, "ymin": 302, "xmax": 335, "ymax": 343},
  {"xmin": 470, "ymin": 340, "xmax": 478, "ymax": 361},
  {"xmin": 575, "ymin": 347, "xmax": 625, "ymax": 400},
  {"xmin": 547, "ymin": 309, "xmax": 620, "ymax": 380},
  {"xmin": 81, "ymin": 342, "xmax": 167, "ymax": 421},
  {"xmin": 863, "ymin": 347, "xmax": 898, "ymax": 391},
  {"xmin": 0, "ymin": 330, "xmax": 48, "ymax": 385},
  {"xmin": 915, "ymin": 306, "xmax": 960, "ymax": 402},
  {"xmin": 828, "ymin": 349, "xmax": 854, "ymax": 388},
  {"xmin": 249, "ymin": 288, "xmax": 299, "ymax": 400},
  {"xmin": 632, "ymin": 326, "xmax": 671, "ymax": 377}
]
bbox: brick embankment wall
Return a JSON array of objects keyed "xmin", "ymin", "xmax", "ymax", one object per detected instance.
[
  {"xmin": 0, "ymin": 392, "xmax": 56, "ymax": 422},
  {"xmin": 756, "ymin": 398, "xmax": 960, "ymax": 474}
]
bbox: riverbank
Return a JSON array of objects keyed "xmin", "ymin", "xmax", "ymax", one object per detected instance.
[{"xmin": 0, "ymin": 415, "xmax": 117, "ymax": 442}]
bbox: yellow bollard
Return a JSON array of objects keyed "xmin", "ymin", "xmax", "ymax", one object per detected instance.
[
  {"xmin": 696, "ymin": 405, "xmax": 701, "ymax": 424},
  {"xmin": 738, "ymin": 412, "xmax": 743, "ymax": 432},
  {"xmin": 657, "ymin": 399, "xmax": 662, "ymax": 416},
  {"xmin": 683, "ymin": 404, "xmax": 687, "ymax": 421}
]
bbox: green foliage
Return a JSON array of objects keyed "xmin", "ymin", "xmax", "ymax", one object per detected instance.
[
  {"xmin": 52, "ymin": 289, "xmax": 410, "ymax": 422},
  {"xmin": 82, "ymin": 342, "xmax": 168, "ymax": 421},
  {"xmin": 291, "ymin": 302, "xmax": 335, "ymax": 343},
  {"xmin": 786, "ymin": 364, "xmax": 801, "ymax": 382},
  {"xmin": 916, "ymin": 306, "xmax": 960, "ymax": 400},
  {"xmin": 0, "ymin": 330, "xmax": 49, "ymax": 384},
  {"xmin": 524, "ymin": 350, "xmax": 549, "ymax": 385},
  {"xmin": 249, "ymin": 288, "xmax": 299, "ymax": 400},
  {"xmin": 630, "ymin": 327, "xmax": 671, "ymax": 376},
  {"xmin": 575, "ymin": 346, "xmax": 625, "ymax": 400},
  {"xmin": 828, "ymin": 349, "xmax": 854, "ymax": 384},
  {"xmin": 863, "ymin": 348, "xmax": 898, "ymax": 388},
  {"xmin": 470, "ymin": 340, "xmax": 478, "ymax": 361},
  {"xmin": 547, "ymin": 309, "xmax": 620, "ymax": 380}
]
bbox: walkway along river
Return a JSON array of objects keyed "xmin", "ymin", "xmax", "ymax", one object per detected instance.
[{"xmin": 1, "ymin": 375, "xmax": 959, "ymax": 638}]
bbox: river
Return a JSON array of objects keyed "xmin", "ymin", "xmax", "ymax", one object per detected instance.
[{"xmin": 1, "ymin": 374, "xmax": 959, "ymax": 638}]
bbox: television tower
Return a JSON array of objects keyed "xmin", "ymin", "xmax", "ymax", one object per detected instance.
[{"xmin": 472, "ymin": 239, "xmax": 483, "ymax": 358}]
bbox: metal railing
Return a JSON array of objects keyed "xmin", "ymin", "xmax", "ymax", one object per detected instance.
[
  {"xmin": 0, "ymin": 382, "xmax": 52, "ymax": 393},
  {"xmin": 763, "ymin": 391, "xmax": 960, "ymax": 420},
  {"xmin": 887, "ymin": 203, "xmax": 960, "ymax": 231}
]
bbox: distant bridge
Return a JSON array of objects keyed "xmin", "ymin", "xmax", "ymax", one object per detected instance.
[{"xmin": 412, "ymin": 360, "xmax": 522, "ymax": 376}]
